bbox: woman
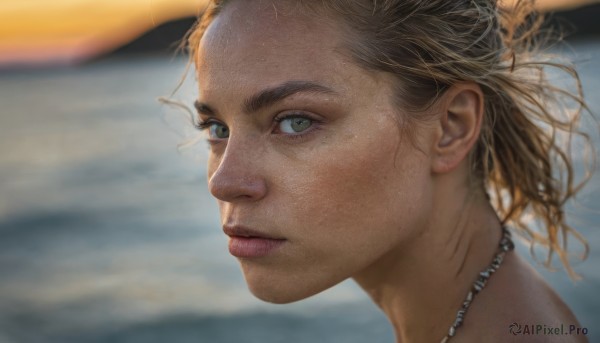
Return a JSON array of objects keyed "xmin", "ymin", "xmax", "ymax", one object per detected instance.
[{"xmin": 183, "ymin": 0, "xmax": 593, "ymax": 341}]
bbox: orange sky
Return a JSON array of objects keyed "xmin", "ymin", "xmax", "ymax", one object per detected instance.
[
  {"xmin": 0, "ymin": 0, "xmax": 596, "ymax": 68},
  {"xmin": 0, "ymin": 0, "xmax": 209, "ymax": 67}
]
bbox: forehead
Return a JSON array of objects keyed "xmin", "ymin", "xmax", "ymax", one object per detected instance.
[{"xmin": 195, "ymin": 1, "xmax": 357, "ymax": 96}]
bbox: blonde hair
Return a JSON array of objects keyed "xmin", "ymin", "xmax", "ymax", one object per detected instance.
[{"xmin": 182, "ymin": 0, "xmax": 595, "ymax": 279}]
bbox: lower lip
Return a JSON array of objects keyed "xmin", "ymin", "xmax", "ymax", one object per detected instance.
[{"xmin": 228, "ymin": 237, "xmax": 286, "ymax": 258}]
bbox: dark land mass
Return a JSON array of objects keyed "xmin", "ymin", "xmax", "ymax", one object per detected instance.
[
  {"xmin": 109, "ymin": 4, "xmax": 600, "ymax": 57},
  {"xmin": 110, "ymin": 18, "xmax": 197, "ymax": 56},
  {"xmin": 549, "ymin": 3, "xmax": 600, "ymax": 41}
]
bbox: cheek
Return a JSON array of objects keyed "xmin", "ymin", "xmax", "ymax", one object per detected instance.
[
  {"xmin": 280, "ymin": 127, "xmax": 432, "ymax": 267},
  {"xmin": 313, "ymin": 133, "xmax": 422, "ymax": 214}
]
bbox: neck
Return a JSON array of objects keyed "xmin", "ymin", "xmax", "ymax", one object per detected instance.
[{"xmin": 352, "ymin": 173, "xmax": 502, "ymax": 343}]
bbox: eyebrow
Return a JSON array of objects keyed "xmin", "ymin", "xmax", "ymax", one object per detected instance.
[{"xmin": 194, "ymin": 80, "xmax": 337, "ymax": 116}]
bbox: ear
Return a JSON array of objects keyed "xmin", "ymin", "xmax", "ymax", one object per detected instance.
[{"xmin": 431, "ymin": 83, "xmax": 484, "ymax": 174}]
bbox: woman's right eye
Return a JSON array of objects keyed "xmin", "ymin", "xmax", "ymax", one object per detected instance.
[
  {"xmin": 209, "ymin": 122, "xmax": 229, "ymax": 139},
  {"xmin": 197, "ymin": 121, "xmax": 229, "ymax": 139}
]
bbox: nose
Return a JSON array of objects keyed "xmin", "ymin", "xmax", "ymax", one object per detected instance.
[{"xmin": 208, "ymin": 141, "xmax": 268, "ymax": 202}]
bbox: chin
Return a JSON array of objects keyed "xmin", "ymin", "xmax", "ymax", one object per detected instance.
[
  {"xmin": 249, "ymin": 287, "xmax": 300, "ymax": 304},
  {"xmin": 246, "ymin": 279, "xmax": 319, "ymax": 304},
  {"xmin": 242, "ymin": 269, "xmax": 338, "ymax": 304}
]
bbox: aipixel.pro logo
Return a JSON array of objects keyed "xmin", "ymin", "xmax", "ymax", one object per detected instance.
[{"xmin": 509, "ymin": 322, "xmax": 588, "ymax": 336}]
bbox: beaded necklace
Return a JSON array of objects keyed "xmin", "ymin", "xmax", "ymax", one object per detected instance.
[{"xmin": 440, "ymin": 226, "xmax": 515, "ymax": 343}]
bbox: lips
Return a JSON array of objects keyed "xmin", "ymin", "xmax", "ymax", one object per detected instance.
[
  {"xmin": 223, "ymin": 225, "xmax": 281, "ymax": 239},
  {"xmin": 223, "ymin": 225, "xmax": 286, "ymax": 258}
]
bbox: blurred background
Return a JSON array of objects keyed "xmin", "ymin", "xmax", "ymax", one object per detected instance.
[{"xmin": 1, "ymin": 0, "xmax": 599, "ymax": 342}]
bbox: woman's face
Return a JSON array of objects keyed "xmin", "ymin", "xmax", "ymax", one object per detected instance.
[{"xmin": 196, "ymin": 1, "xmax": 435, "ymax": 303}]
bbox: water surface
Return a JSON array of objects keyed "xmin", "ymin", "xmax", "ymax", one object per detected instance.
[{"xmin": 1, "ymin": 43, "xmax": 599, "ymax": 342}]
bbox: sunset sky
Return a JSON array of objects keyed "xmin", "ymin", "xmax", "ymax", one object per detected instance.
[
  {"xmin": 0, "ymin": 0, "xmax": 596, "ymax": 68},
  {"xmin": 0, "ymin": 0, "xmax": 209, "ymax": 67}
]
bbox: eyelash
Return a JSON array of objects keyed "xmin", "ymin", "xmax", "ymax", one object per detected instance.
[
  {"xmin": 194, "ymin": 112, "xmax": 320, "ymax": 141},
  {"xmin": 194, "ymin": 120, "xmax": 216, "ymax": 131}
]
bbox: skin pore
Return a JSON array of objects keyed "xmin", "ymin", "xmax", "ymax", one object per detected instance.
[{"xmin": 194, "ymin": 1, "xmax": 587, "ymax": 342}]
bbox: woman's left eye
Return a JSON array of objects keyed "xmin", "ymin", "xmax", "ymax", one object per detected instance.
[{"xmin": 277, "ymin": 116, "xmax": 313, "ymax": 134}]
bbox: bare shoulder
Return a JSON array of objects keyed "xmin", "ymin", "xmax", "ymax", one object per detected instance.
[{"xmin": 455, "ymin": 252, "xmax": 590, "ymax": 343}]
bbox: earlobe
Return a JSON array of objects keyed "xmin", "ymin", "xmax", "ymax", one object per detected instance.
[{"xmin": 432, "ymin": 84, "xmax": 484, "ymax": 174}]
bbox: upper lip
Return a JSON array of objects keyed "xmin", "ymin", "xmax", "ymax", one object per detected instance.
[{"xmin": 223, "ymin": 225, "xmax": 284, "ymax": 240}]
